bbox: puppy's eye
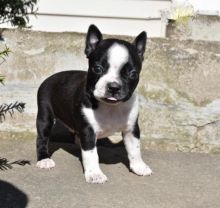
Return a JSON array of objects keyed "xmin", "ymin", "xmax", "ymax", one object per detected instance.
[
  {"xmin": 93, "ymin": 65, "xmax": 104, "ymax": 75},
  {"xmin": 129, "ymin": 70, "xmax": 138, "ymax": 80}
]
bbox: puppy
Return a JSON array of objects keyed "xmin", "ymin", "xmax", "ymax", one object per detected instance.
[{"xmin": 36, "ymin": 25, "xmax": 152, "ymax": 183}]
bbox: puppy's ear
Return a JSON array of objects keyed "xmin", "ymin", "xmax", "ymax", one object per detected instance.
[
  {"xmin": 133, "ymin": 31, "xmax": 147, "ymax": 61},
  {"xmin": 85, "ymin": 24, "xmax": 103, "ymax": 58}
]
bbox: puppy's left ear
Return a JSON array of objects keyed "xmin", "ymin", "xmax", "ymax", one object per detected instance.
[
  {"xmin": 85, "ymin": 24, "xmax": 103, "ymax": 58},
  {"xmin": 133, "ymin": 31, "xmax": 147, "ymax": 61}
]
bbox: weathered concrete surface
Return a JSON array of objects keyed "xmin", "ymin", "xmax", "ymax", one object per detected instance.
[
  {"xmin": 0, "ymin": 137, "xmax": 220, "ymax": 208},
  {"xmin": 139, "ymin": 38, "xmax": 220, "ymax": 153},
  {"xmin": 0, "ymin": 26, "xmax": 220, "ymax": 153},
  {"xmin": 167, "ymin": 15, "xmax": 220, "ymax": 41}
]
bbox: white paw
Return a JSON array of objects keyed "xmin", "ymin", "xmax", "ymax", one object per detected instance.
[
  {"xmin": 130, "ymin": 162, "xmax": 152, "ymax": 176},
  {"xmin": 36, "ymin": 158, "xmax": 55, "ymax": 169},
  {"xmin": 85, "ymin": 169, "xmax": 108, "ymax": 184}
]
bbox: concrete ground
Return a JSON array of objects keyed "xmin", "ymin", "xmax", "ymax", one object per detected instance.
[{"xmin": 0, "ymin": 137, "xmax": 220, "ymax": 208}]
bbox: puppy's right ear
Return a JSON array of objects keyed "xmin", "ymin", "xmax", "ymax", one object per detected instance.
[{"xmin": 85, "ymin": 24, "xmax": 103, "ymax": 58}]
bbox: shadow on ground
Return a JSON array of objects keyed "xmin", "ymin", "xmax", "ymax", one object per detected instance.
[
  {"xmin": 49, "ymin": 120, "xmax": 129, "ymax": 169},
  {"xmin": 0, "ymin": 180, "xmax": 28, "ymax": 208}
]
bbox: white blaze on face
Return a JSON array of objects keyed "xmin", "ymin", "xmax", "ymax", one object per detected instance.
[
  {"xmin": 93, "ymin": 43, "xmax": 129, "ymax": 99},
  {"xmin": 108, "ymin": 43, "xmax": 129, "ymax": 73}
]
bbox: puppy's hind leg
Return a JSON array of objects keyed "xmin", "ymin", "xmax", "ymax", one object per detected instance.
[{"xmin": 36, "ymin": 104, "xmax": 55, "ymax": 169}]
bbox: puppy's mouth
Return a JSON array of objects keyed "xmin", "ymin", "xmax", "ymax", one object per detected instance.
[{"xmin": 102, "ymin": 97, "xmax": 121, "ymax": 104}]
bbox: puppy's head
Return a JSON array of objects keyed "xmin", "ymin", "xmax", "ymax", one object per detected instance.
[{"xmin": 85, "ymin": 25, "xmax": 147, "ymax": 105}]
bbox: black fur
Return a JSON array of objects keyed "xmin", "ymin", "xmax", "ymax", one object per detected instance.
[
  {"xmin": 36, "ymin": 71, "xmax": 96, "ymax": 160},
  {"xmin": 132, "ymin": 118, "xmax": 140, "ymax": 139}
]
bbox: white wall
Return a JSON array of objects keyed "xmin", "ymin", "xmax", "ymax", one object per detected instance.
[
  {"xmin": 1, "ymin": 0, "xmax": 219, "ymax": 36},
  {"xmin": 1, "ymin": 0, "xmax": 171, "ymax": 37}
]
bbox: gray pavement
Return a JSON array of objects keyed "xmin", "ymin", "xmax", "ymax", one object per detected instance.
[{"xmin": 0, "ymin": 137, "xmax": 220, "ymax": 208}]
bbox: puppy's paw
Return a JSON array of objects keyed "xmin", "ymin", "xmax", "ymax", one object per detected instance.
[
  {"xmin": 36, "ymin": 158, "xmax": 55, "ymax": 169},
  {"xmin": 130, "ymin": 162, "xmax": 152, "ymax": 176},
  {"xmin": 85, "ymin": 169, "xmax": 108, "ymax": 184}
]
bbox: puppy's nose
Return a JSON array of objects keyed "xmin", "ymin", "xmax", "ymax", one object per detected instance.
[{"xmin": 107, "ymin": 82, "xmax": 121, "ymax": 93}]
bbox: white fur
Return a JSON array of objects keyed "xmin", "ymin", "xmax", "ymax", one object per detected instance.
[
  {"xmin": 126, "ymin": 93, "xmax": 139, "ymax": 131},
  {"xmin": 82, "ymin": 94, "xmax": 152, "ymax": 178},
  {"xmin": 36, "ymin": 158, "xmax": 55, "ymax": 169},
  {"xmin": 94, "ymin": 43, "xmax": 129, "ymax": 99},
  {"xmin": 108, "ymin": 43, "xmax": 129, "ymax": 70},
  {"xmin": 82, "ymin": 94, "xmax": 138, "ymax": 139},
  {"xmin": 81, "ymin": 147, "xmax": 108, "ymax": 183},
  {"xmin": 123, "ymin": 132, "xmax": 152, "ymax": 176}
]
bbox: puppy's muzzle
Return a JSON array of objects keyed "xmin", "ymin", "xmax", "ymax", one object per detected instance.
[{"xmin": 107, "ymin": 82, "xmax": 121, "ymax": 94}]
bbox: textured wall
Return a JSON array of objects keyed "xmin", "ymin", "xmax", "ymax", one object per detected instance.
[
  {"xmin": 139, "ymin": 38, "xmax": 220, "ymax": 153},
  {"xmin": 0, "ymin": 28, "xmax": 220, "ymax": 153}
]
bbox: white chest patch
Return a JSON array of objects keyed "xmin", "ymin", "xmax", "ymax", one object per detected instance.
[
  {"xmin": 93, "ymin": 43, "xmax": 129, "ymax": 99},
  {"xmin": 82, "ymin": 94, "xmax": 139, "ymax": 138}
]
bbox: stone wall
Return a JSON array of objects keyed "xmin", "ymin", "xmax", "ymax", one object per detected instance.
[
  {"xmin": 1, "ymin": 20, "xmax": 220, "ymax": 153},
  {"xmin": 139, "ymin": 38, "xmax": 220, "ymax": 153}
]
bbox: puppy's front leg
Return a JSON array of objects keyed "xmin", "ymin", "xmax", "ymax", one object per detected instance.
[
  {"xmin": 80, "ymin": 127, "xmax": 107, "ymax": 184},
  {"xmin": 123, "ymin": 124, "xmax": 152, "ymax": 176}
]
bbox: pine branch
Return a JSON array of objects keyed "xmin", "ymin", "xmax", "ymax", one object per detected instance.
[
  {"xmin": 0, "ymin": 74, "xmax": 5, "ymax": 85},
  {"xmin": 0, "ymin": 158, "xmax": 12, "ymax": 170},
  {"xmin": 0, "ymin": 157, "xmax": 30, "ymax": 170},
  {"xmin": 0, "ymin": 102, "xmax": 25, "ymax": 122},
  {"xmin": 0, "ymin": 45, "xmax": 11, "ymax": 65},
  {"xmin": 0, "ymin": 45, "xmax": 11, "ymax": 85},
  {"xmin": 0, "ymin": 45, "xmax": 11, "ymax": 57}
]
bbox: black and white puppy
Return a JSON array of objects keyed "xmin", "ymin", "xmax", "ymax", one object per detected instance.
[{"xmin": 36, "ymin": 25, "xmax": 152, "ymax": 183}]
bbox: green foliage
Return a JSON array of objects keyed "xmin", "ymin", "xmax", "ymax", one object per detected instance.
[
  {"xmin": 0, "ymin": 47, "xmax": 25, "ymax": 122},
  {"xmin": 0, "ymin": 157, "xmax": 30, "ymax": 170},
  {"xmin": 0, "ymin": 1, "xmax": 35, "ymax": 122},
  {"xmin": 0, "ymin": 46, "xmax": 25, "ymax": 122},
  {"xmin": 0, "ymin": 45, "xmax": 10, "ymax": 57},
  {"xmin": 0, "ymin": 102, "xmax": 25, "ymax": 122},
  {"xmin": 0, "ymin": 74, "xmax": 4, "ymax": 84},
  {"xmin": 0, "ymin": 45, "xmax": 11, "ymax": 84},
  {"xmin": 0, "ymin": 0, "xmax": 38, "ymax": 27}
]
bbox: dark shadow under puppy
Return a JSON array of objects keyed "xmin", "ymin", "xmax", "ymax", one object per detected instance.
[{"xmin": 48, "ymin": 120, "xmax": 129, "ymax": 169}]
